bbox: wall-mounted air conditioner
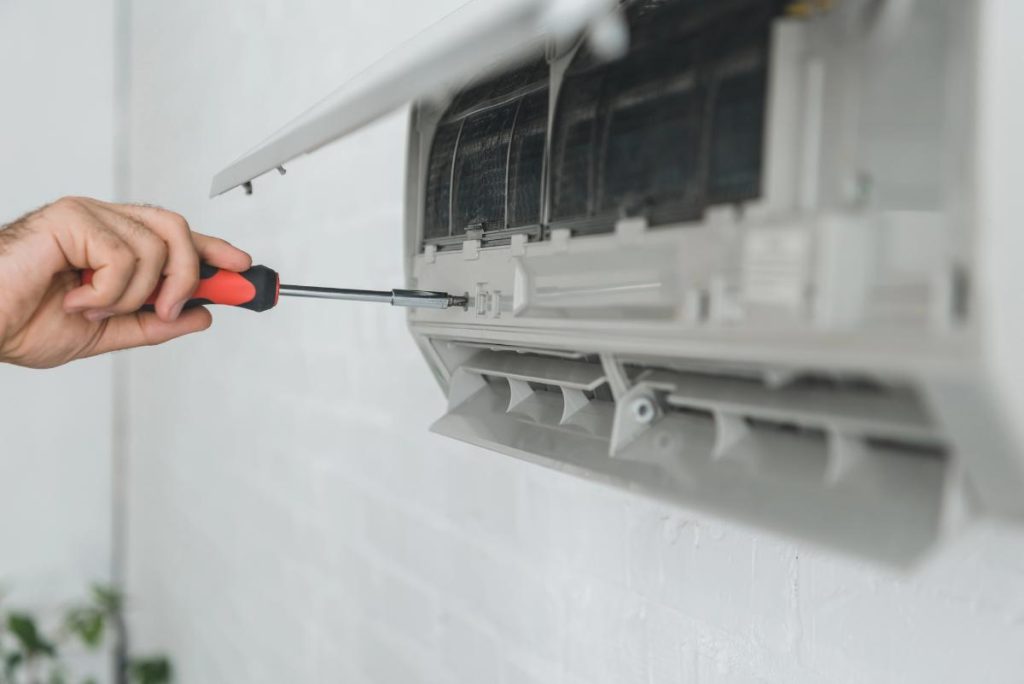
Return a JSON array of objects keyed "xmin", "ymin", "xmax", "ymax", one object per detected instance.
[{"xmin": 212, "ymin": 0, "xmax": 1024, "ymax": 565}]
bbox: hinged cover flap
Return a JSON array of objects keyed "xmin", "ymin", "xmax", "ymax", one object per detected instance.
[{"xmin": 210, "ymin": 0, "xmax": 616, "ymax": 197}]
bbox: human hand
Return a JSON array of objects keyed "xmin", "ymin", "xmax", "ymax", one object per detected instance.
[{"xmin": 0, "ymin": 197, "xmax": 252, "ymax": 368}]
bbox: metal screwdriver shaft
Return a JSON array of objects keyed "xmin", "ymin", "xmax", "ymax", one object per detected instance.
[{"xmin": 279, "ymin": 283, "xmax": 468, "ymax": 310}]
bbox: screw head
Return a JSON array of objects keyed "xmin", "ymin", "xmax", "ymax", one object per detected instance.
[{"xmin": 629, "ymin": 396, "xmax": 657, "ymax": 425}]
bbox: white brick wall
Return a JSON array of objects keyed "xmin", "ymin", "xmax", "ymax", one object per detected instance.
[
  {"xmin": 0, "ymin": 0, "xmax": 115, "ymax": 609},
  {"xmin": 121, "ymin": 2, "xmax": 1024, "ymax": 683}
]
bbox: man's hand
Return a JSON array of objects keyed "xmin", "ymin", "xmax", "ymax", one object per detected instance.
[{"xmin": 0, "ymin": 197, "xmax": 252, "ymax": 368}]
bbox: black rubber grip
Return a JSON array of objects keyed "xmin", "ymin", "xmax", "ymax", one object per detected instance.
[{"xmin": 234, "ymin": 265, "xmax": 279, "ymax": 312}]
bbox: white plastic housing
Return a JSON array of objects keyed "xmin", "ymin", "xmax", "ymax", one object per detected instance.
[
  {"xmin": 211, "ymin": 0, "xmax": 1023, "ymax": 565},
  {"xmin": 401, "ymin": 0, "xmax": 1014, "ymax": 564}
]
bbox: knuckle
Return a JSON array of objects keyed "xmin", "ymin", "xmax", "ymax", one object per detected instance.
[
  {"xmin": 98, "ymin": 228, "xmax": 127, "ymax": 254},
  {"xmin": 93, "ymin": 286, "xmax": 123, "ymax": 306},
  {"xmin": 180, "ymin": 251, "xmax": 201, "ymax": 273},
  {"xmin": 51, "ymin": 196, "xmax": 89, "ymax": 219},
  {"xmin": 142, "ymin": 231, "xmax": 169, "ymax": 262},
  {"xmin": 54, "ymin": 196, "xmax": 86, "ymax": 210},
  {"xmin": 112, "ymin": 248, "xmax": 136, "ymax": 270},
  {"xmin": 121, "ymin": 281, "xmax": 156, "ymax": 309},
  {"xmin": 179, "ymin": 267, "xmax": 200, "ymax": 289},
  {"xmin": 122, "ymin": 221, "xmax": 167, "ymax": 262},
  {"xmin": 155, "ymin": 237, "xmax": 170, "ymax": 261},
  {"xmin": 163, "ymin": 211, "xmax": 191, "ymax": 236},
  {"xmin": 124, "ymin": 216, "xmax": 151, "ymax": 240}
]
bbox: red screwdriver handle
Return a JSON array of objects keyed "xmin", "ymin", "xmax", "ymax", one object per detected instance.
[{"xmin": 80, "ymin": 263, "xmax": 281, "ymax": 313}]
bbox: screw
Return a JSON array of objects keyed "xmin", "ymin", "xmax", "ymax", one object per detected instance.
[{"xmin": 630, "ymin": 396, "xmax": 657, "ymax": 425}]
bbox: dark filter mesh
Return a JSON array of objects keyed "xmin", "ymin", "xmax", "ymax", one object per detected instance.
[
  {"xmin": 423, "ymin": 122, "xmax": 461, "ymax": 240},
  {"xmin": 423, "ymin": 0, "xmax": 779, "ymax": 246},
  {"xmin": 451, "ymin": 102, "xmax": 518, "ymax": 232},
  {"xmin": 599, "ymin": 43, "xmax": 703, "ymax": 216},
  {"xmin": 447, "ymin": 57, "xmax": 549, "ymax": 119},
  {"xmin": 708, "ymin": 71, "xmax": 766, "ymax": 201},
  {"xmin": 423, "ymin": 57, "xmax": 549, "ymax": 244},
  {"xmin": 549, "ymin": 0, "xmax": 778, "ymax": 232},
  {"xmin": 550, "ymin": 72, "xmax": 603, "ymax": 222},
  {"xmin": 507, "ymin": 90, "xmax": 549, "ymax": 227}
]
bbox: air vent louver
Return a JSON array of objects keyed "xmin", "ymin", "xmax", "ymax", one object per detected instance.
[{"xmin": 429, "ymin": 345, "xmax": 951, "ymax": 565}]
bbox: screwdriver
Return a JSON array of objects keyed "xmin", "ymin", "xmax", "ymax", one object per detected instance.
[{"xmin": 80, "ymin": 264, "xmax": 469, "ymax": 312}]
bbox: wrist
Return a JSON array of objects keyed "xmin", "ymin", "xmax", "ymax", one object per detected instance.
[{"xmin": 0, "ymin": 212, "xmax": 44, "ymax": 362}]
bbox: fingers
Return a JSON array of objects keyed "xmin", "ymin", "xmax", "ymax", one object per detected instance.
[
  {"xmin": 49, "ymin": 198, "xmax": 250, "ymax": 324},
  {"xmin": 111, "ymin": 205, "xmax": 252, "ymax": 318},
  {"xmin": 57, "ymin": 202, "xmax": 140, "ymax": 317},
  {"xmin": 111, "ymin": 204, "xmax": 201, "ymax": 321},
  {"xmin": 84, "ymin": 307, "xmax": 213, "ymax": 358},
  {"xmin": 85, "ymin": 207, "xmax": 171, "ymax": 318},
  {"xmin": 193, "ymin": 232, "xmax": 252, "ymax": 272}
]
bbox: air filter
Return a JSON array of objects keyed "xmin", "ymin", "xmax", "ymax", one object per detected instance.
[
  {"xmin": 423, "ymin": 57, "xmax": 549, "ymax": 242},
  {"xmin": 549, "ymin": 0, "xmax": 779, "ymax": 233}
]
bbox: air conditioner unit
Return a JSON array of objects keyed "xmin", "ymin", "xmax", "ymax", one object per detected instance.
[{"xmin": 212, "ymin": 0, "xmax": 1024, "ymax": 565}]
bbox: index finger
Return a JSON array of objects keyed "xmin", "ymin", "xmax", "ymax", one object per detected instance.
[{"xmin": 192, "ymin": 232, "xmax": 252, "ymax": 272}]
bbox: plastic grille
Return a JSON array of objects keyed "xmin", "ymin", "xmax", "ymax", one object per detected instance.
[
  {"xmin": 508, "ymin": 90, "xmax": 549, "ymax": 227},
  {"xmin": 423, "ymin": 57, "xmax": 549, "ymax": 245},
  {"xmin": 708, "ymin": 65, "xmax": 768, "ymax": 201},
  {"xmin": 423, "ymin": 122, "xmax": 461, "ymax": 240},
  {"xmin": 447, "ymin": 58, "xmax": 548, "ymax": 120},
  {"xmin": 599, "ymin": 45, "xmax": 703, "ymax": 217},
  {"xmin": 549, "ymin": 0, "xmax": 779, "ymax": 233},
  {"xmin": 551, "ymin": 72, "xmax": 603, "ymax": 221},
  {"xmin": 452, "ymin": 102, "xmax": 518, "ymax": 233}
]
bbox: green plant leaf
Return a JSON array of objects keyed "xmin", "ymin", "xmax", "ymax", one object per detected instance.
[
  {"xmin": 64, "ymin": 608, "xmax": 105, "ymax": 649},
  {"xmin": 4, "ymin": 650, "xmax": 23, "ymax": 677},
  {"xmin": 89, "ymin": 585, "xmax": 122, "ymax": 616},
  {"xmin": 6, "ymin": 613, "xmax": 55, "ymax": 657},
  {"xmin": 129, "ymin": 657, "xmax": 172, "ymax": 684}
]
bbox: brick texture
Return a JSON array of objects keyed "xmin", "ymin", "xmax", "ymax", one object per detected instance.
[{"xmin": 121, "ymin": 2, "xmax": 1024, "ymax": 683}]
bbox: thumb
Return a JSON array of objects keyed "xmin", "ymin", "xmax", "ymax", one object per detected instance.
[{"xmin": 83, "ymin": 307, "xmax": 212, "ymax": 358}]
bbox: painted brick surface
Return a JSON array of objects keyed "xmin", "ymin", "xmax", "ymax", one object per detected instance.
[
  {"xmin": 0, "ymin": 0, "xmax": 115, "ymax": 614},
  {"xmin": 122, "ymin": 1, "xmax": 1024, "ymax": 682},
  {"xmin": 0, "ymin": 4, "xmax": 116, "ymax": 682}
]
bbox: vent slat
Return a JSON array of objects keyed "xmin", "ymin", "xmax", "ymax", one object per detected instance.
[
  {"xmin": 664, "ymin": 374, "xmax": 938, "ymax": 443},
  {"xmin": 460, "ymin": 350, "xmax": 606, "ymax": 391}
]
